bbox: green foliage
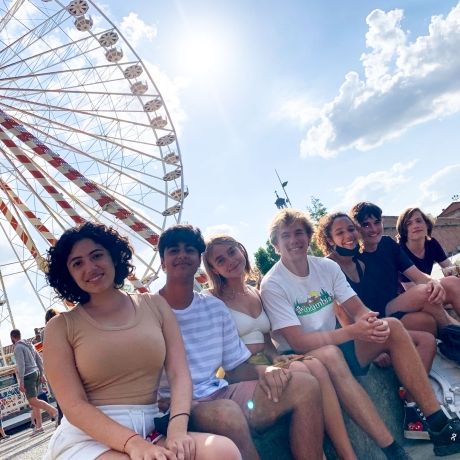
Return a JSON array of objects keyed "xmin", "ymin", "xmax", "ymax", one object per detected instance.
[
  {"xmin": 307, "ymin": 196, "xmax": 327, "ymax": 224},
  {"xmin": 308, "ymin": 240, "xmax": 324, "ymax": 257},
  {"xmin": 307, "ymin": 196, "xmax": 327, "ymax": 256},
  {"xmin": 254, "ymin": 240, "xmax": 280, "ymax": 275}
]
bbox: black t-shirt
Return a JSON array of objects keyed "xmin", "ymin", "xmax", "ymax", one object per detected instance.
[
  {"xmin": 357, "ymin": 236, "xmax": 413, "ymax": 316},
  {"xmin": 400, "ymin": 237, "xmax": 448, "ymax": 279}
]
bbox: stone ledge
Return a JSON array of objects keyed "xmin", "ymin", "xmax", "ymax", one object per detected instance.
[{"xmin": 253, "ymin": 365, "xmax": 404, "ymax": 459}]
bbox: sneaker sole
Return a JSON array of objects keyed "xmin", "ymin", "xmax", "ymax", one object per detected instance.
[
  {"xmin": 404, "ymin": 430, "xmax": 430, "ymax": 440},
  {"xmin": 434, "ymin": 443, "xmax": 460, "ymax": 457}
]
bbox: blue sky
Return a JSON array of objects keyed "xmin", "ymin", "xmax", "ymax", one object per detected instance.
[
  {"xmin": 1, "ymin": 0, "xmax": 460, "ymax": 343},
  {"xmin": 146, "ymin": 0, "xmax": 460, "ymax": 251}
]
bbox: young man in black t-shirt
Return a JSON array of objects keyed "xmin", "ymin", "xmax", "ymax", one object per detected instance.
[{"xmin": 350, "ymin": 202, "xmax": 454, "ymax": 334}]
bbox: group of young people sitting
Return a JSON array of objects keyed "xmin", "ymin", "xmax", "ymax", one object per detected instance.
[{"xmin": 40, "ymin": 202, "xmax": 460, "ymax": 460}]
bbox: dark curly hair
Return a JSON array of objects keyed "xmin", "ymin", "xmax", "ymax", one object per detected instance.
[
  {"xmin": 349, "ymin": 202, "xmax": 382, "ymax": 226},
  {"xmin": 315, "ymin": 212, "xmax": 351, "ymax": 255},
  {"xmin": 46, "ymin": 222, "xmax": 134, "ymax": 304},
  {"xmin": 158, "ymin": 224, "xmax": 206, "ymax": 258}
]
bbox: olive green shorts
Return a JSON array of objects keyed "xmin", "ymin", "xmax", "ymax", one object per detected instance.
[{"xmin": 24, "ymin": 371, "xmax": 40, "ymax": 399}]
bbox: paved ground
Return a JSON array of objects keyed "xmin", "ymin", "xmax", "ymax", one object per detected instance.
[
  {"xmin": 0, "ymin": 420, "xmax": 53, "ymax": 460},
  {"xmin": 0, "ymin": 421, "xmax": 446, "ymax": 460}
]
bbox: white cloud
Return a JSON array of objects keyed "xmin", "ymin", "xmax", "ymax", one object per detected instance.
[
  {"xmin": 203, "ymin": 224, "xmax": 239, "ymax": 239},
  {"xmin": 119, "ymin": 12, "xmax": 157, "ymax": 47},
  {"xmin": 272, "ymin": 96, "xmax": 320, "ymax": 128},
  {"xmin": 297, "ymin": 3, "xmax": 460, "ymax": 158},
  {"xmin": 333, "ymin": 160, "xmax": 417, "ymax": 210},
  {"xmin": 203, "ymin": 221, "xmax": 251, "ymax": 241},
  {"xmin": 419, "ymin": 163, "xmax": 460, "ymax": 210}
]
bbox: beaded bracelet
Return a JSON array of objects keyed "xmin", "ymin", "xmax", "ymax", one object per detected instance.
[
  {"xmin": 168, "ymin": 412, "xmax": 190, "ymax": 423},
  {"xmin": 122, "ymin": 433, "xmax": 139, "ymax": 453}
]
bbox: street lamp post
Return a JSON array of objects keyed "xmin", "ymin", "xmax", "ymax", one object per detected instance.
[{"xmin": 275, "ymin": 169, "xmax": 292, "ymax": 207}]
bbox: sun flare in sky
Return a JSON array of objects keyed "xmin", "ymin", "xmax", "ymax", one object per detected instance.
[{"xmin": 175, "ymin": 28, "xmax": 234, "ymax": 81}]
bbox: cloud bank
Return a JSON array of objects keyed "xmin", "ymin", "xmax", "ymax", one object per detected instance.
[
  {"xmin": 298, "ymin": 3, "xmax": 460, "ymax": 158},
  {"xmin": 332, "ymin": 161, "xmax": 460, "ymax": 215}
]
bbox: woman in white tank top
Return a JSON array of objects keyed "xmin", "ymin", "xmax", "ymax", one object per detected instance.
[{"xmin": 204, "ymin": 235, "xmax": 357, "ymax": 460}]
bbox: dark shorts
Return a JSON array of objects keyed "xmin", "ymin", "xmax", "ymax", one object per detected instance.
[
  {"xmin": 338, "ymin": 340, "xmax": 370, "ymax": 377},
  {"xmin": 194, "ymin": 381, "xmax": 258, "ymax": 420},
  {"xmin": 391, "ymin": 311, "xmax": 407, "ymax": 320},
  {"xmin": 24, "ymin": 371, "xmax": 40, "ymax": 399}
]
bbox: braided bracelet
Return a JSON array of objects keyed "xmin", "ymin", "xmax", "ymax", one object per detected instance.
[
  {"xmin": 169, "ymin": 412, "xmax": 190, "ymax": 423},
  {"xmin": 122, "ymin": 433, "xmax": 139, "ymax": 453}
]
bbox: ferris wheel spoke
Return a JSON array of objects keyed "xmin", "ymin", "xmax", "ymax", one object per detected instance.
[
  {"xmin": 2, "ymin": 105, "xmax": 174, "ymax": 188},
  {"xmin": 0, "ymin": 92, "xmax": 157, "ymax": 131},
  {"xmin": 0, "ymin": 0, "xmax": 186, "ymax": 323}
]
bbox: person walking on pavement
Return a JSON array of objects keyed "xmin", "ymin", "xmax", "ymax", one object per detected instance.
[{"xmin": 10, "ymin": 329, "xmax": 58, "ymax": 437}]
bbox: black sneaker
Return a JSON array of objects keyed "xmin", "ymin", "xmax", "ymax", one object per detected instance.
[
  {"xmin": 430, "ymin": 417, "xmax": 460, "ymax": 457},
  {"xmin": 404, "ymin": 403, "xmax": 430, "ymax": 440}
]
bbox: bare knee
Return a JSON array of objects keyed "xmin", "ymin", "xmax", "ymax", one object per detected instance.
[
  {"xmin": 387, "ymin": 317, "xmax": 409, "ymax": 337},
  {"xmin": 193, "ymin": 433, "xmax": 241, "ymax": 460},
  {"xmin": 27, "ymin": 397, "xmax": 39, "ymax": 407},
  {"xmin": 311, "ymin": 345, "xmax": 343, "ymax": 363},
  {"xmin": 287, "ymin": 371, "xmax": 321, "ymax": 405},
  {"xmin": 310, "ymin": 345, "xmax": 348, "ymax": 377},
  {"xmin": 300, "ymin": 357, "xmax": 329, "ymax": 382},
  {"xmin": 442, "ymin": 276, "xmax": 460, "ymax": 300}
]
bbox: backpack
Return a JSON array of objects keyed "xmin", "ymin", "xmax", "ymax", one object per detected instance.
[{"xmin": 438, "ymin": 325, "xmax": 460, "ymax": 365}]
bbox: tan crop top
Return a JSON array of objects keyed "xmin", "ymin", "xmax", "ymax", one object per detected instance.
[{"xmin": 63, "ymin": 293, "xmax": 167, "ymax": 406}]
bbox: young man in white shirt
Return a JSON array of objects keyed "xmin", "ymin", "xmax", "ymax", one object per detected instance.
[
  {"xmin": 158, "ymin": 224, "xmax": 324, "ymax": 460},
  {"xmin": 261, "ymin": 208, "xmax": 460, "ymax": 458}
]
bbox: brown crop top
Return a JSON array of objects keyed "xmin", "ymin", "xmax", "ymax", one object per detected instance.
[{"xmin": 62, "ymin": 293, "xmax": 167, "ymax": 406}]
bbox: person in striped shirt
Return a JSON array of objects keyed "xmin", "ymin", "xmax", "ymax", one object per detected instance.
[{"xmin": 158, "ymin": 224, "xmax": 324, "ymax": 460}]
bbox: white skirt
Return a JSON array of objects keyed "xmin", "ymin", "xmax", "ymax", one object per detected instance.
[{"xmin": 44, "ymin": 404, "xmax": 162, "ymax": 460}]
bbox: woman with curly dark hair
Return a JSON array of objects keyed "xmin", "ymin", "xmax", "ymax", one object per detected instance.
[{"xmin": 43, "ymin": 222, "xmax": 239, "ymax": 460}]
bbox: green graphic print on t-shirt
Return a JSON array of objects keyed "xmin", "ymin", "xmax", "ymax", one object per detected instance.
[{"xmin": 293, "ymin": 289, "xmax": 334, "ymax": 316}]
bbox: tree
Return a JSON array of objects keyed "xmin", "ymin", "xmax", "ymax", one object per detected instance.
[
  {"xmin": 307, "ymin": 196, "xmax": 327, "ymax": 257},
  {"xmin": 306, "ymin": 196, "xmax": 327, "ymax": 224},
  {"xmin": 254, "ymin": 240, "xmax": 280, "ymax": 275}
]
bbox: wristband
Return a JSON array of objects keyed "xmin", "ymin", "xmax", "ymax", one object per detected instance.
[
  {"xmin": 122, "ymin": 433, "xmax": 139, "ymax": 453},
  {"xmin": 168, "ymin": 412, "xmax": 190, "ymax": 423}
]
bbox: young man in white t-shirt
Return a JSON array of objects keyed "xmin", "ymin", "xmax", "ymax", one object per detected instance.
[
  {"xmin": 158, "ymin": 224, "xmax": 324, "ymax": 460},
  {"xmin": 261, "ymin": 208, "xmax": 460, "ymax": 459}
]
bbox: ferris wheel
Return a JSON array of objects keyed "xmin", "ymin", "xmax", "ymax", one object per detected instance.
[{"xmin": 0, "ymin": 0, "xmax": 187, "ymax": 331}]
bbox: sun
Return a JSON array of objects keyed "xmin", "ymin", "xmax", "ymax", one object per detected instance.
[{"xmin": 176, "ymin": 29, "xmax": 232, "ymax": 80}]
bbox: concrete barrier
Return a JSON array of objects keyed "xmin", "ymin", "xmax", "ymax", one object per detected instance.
[{"xmin": 253, "ymin": 365, "xmax": 404, "ymax": 459}]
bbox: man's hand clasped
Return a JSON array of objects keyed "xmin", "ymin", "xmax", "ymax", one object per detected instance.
[
  {"xmin": 425, "ymin": 279, "xmax": 445, "ymax": 305},
  {"xmin": 258, "ymin": 365, "xmax": 292, "ymax": 403},
  {"xmin": 351, "ymin": 311, "xmax": 390, "ymax": 343}
]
